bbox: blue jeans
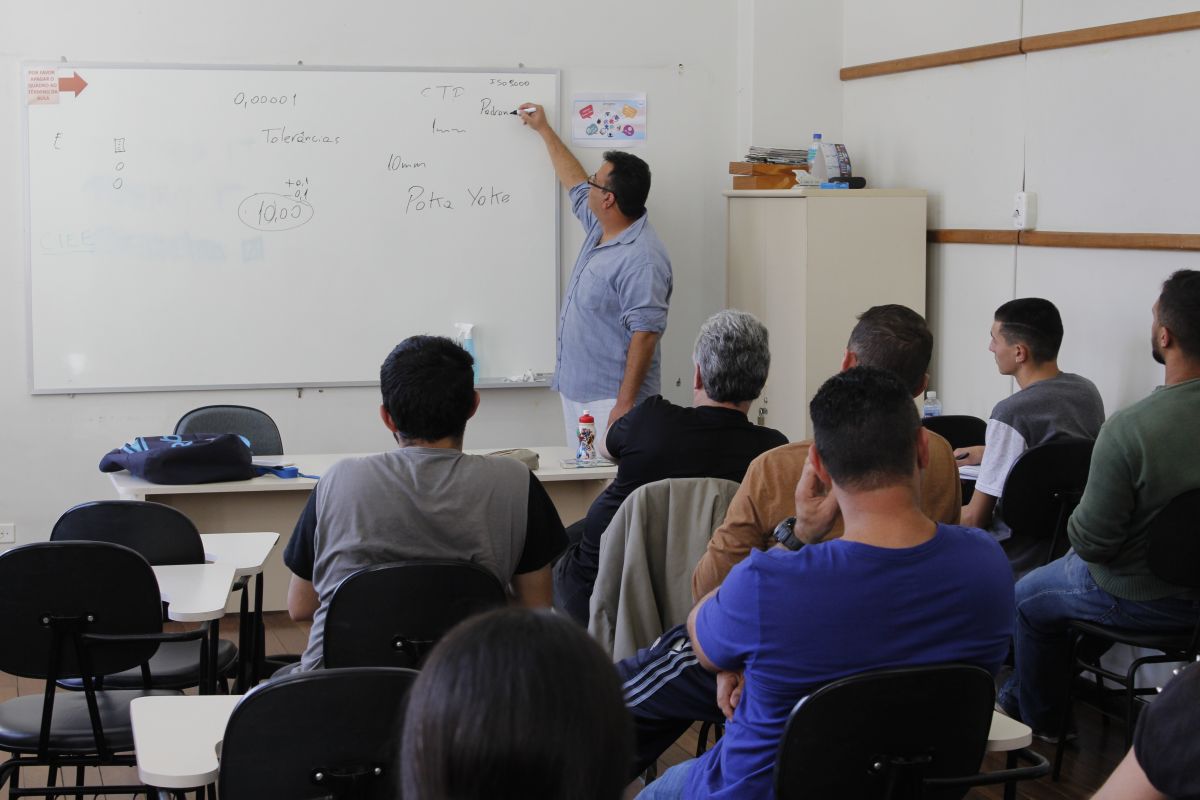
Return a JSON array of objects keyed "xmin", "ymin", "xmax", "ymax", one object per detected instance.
[
  {"xmin": 638, "ymin": 759, "xmax": 695, "ymax": 799},
  {"xmin": 998, "ymin": 551, "xmax": 1199, "ymax": 731}
]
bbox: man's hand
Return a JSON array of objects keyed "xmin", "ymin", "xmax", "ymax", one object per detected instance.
[
  {"xmin": 517, "ymin": 103, "xmax": 549, "ymax": 133},
  {"xmin": 953, "ymin": 445, "xmax": 984, "ymax": 466},
  {"xmin": 794, "ymin": 447, "xmax": 840, "ymax": 544},
  {"xmin": 716, "ymin": 670, "xmax": 744, "ymax": 720}
]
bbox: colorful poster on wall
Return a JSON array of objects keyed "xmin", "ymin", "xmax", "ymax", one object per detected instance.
[{"xmin": 571, "ymin": 93, "xmax": 646, "ymax": 147}]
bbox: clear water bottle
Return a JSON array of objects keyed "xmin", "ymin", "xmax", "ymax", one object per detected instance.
[
  {"xmin": 923, "ymin": 391, "xmax": 942, "ymax": 418},
  {"xmin": 576, "ymin": 410, "xmax": 596, "ymax": 461},
  {"xmin": 807, "ymin": 132, "xmax": 828, "ymax": 181}
]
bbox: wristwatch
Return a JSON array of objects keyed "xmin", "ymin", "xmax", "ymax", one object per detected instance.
[{"xmin": 772, "ymin": 516, "xmax": 804, "ymax": 551}]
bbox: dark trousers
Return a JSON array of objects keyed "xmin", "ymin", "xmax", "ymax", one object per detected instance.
[
  {"xmin": 616, "ymin": 623, "xmax": 724, "ymax": 776},
  {"xmin": 553, "ymin": 518, "xmax": 602, "ymax": 624}
]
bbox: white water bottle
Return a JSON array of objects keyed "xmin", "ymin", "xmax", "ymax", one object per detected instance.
[
  {"xmin": 923, "ymin": 391, "xmax": 942, "ymax": 418},
  {"xmin": 576, "ymin": 410, "xmax": 597, "ymax": 461},
  {"xmin": 807, "ymin": 133, "xmax": 828, "ymax": 181}
]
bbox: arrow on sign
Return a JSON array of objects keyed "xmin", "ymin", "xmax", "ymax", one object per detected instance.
[{"xmin": 58, "ymin": 72, "xmax": 88, "ymax": 97}]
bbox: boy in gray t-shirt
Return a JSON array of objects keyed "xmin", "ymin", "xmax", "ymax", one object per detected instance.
[
  {"xmin": 959, "ymin": 299, "xmax": 1105, "ymax": 553},
  {"xmin": 282, "ymin": 336, "xmax": 566, "ymax": 671}
]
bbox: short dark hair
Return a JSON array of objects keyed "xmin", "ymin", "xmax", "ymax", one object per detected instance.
[
  {"xmin": 379, "ymin": 335, "xmax": 474, "ymax": 442},
  {"xmin": 846, "ymin": 305, "xmax": 933, "ymax": 397},
  {"xmin": 1159, "ymin": 269, "xmax": 1200, "ymax": 358},
  {"xmin": 603, "ymin": 150, "xmax": 651, "ymax": 219},
  {"xmin": 994, "ymin": 298, "xmax": 1063, "ymax": 363},
  {"xmin": 400, "ymin": 608, "xmax": 633, "ymax": 800},
  {"xmin": 693, "ymin": 310, "xmax": 771, "ymax": 403},
  {"xmin": 809, "ymin": 366, "xmax": 921, "ymax": 491}
]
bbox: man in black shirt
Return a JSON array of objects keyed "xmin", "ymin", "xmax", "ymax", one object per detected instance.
[{"xmin": 553, "ymin": 310, "xmax": 787, "ymax": 624}]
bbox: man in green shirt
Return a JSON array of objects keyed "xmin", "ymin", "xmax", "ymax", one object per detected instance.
[{"xmin": 997, "ymin": 269, "xmax": 1200, "ymax": 737}]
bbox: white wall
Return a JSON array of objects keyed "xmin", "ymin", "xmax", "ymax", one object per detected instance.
[
  {"xmin": 0, "ymin": 0, "xmax": 742, "ymax": 545},
  {"xmin": 840, "ymin": 0, "xmax": 1199, "ymax": 419}
]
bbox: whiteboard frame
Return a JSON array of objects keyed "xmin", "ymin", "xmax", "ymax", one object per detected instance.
[{"xmin": 21, "ymin": 61, "xmax": 562, "ymax": 395}]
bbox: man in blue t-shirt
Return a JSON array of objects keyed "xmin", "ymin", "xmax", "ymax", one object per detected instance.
[{"xmin": 639, "ymin": 367, "xmax": 1014, "ymax": 800}]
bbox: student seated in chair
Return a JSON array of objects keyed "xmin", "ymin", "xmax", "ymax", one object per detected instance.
[
  {"xmin": 636, "ymin": 367, "xmax": 1014, "ymax": 800},
  {"xmin": 282, "ymin": 335, "xmax": 566, "ymax": 671},
  {"xmin": 998, "ymin": 271, "xmax": 1200, "ymax": 740},
  {"xmin": 401, "ymin": 608, "xmax": 633, "ymax": 800},
  {"xmin": 626, "ymin": 305, "xmax": 966, "ymax": 778},
  {"xmin": 956, "ymin": 298, "xmax": 1104, "ymax": 571},
  {"xmin": 553, "ymin": 309, "xmax": 787, "ymax": 624},
  {"xmin": 692, "ymin": 303, "xmax": 962, "ymax": 598},
  {"xmin": 1092, "ymin": 662, "xmax": 1200, "ymax": 800}
]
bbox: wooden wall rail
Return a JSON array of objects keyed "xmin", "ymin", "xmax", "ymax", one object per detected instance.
[
  {"xmin": 928, "ymin": 230, "xmax": 1200, "ymax": 252},
  {"xmin": 841, "ymin": 11, "xmax": 1200, "ymax": 81}
]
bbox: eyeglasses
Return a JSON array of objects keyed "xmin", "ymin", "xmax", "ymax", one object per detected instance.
[{"xmin": 587, "ymin": 172, "xmax": 617, "ymax": 198}]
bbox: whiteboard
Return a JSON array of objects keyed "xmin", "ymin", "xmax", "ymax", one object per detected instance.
[{"xmin": 22, "ymin": 64, "xmax": 559, "ymax": 393}]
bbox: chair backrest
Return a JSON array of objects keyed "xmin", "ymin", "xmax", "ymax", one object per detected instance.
[
  {"xmin": 0, "ymin": 541, "xmax": 163, "ymax": 680},
  {"xmin": 774, "ymin": 664, "xmax": 994, "ymax": 800},
  {"xmin": 219, "ymin": 666, "xmax": 418, "ymax": 800},
  {"xmin": 1147, "ymin": 488, "xmax": 1200, "ymax": 589},
  {"xmin": 50, "ymin": 500, "xmax": 205, "ymax": 565},
  {"xmin": 588, "ymin": 477, "xmax": 741, "ymax": 660},
  {"xmin": 999, "ymin": 438, "xmax": 1094, "ymax": 555},
  {"xmin": 174, "ymin": 404, "xmax": 284, "ymax": 455},
  {"xmin": 921, "ymin": 415, "xmax": 987, "ymax": 450},
  {"xmin": 323, "ymin": 560, "xmax": 507, "ymax": 669}
]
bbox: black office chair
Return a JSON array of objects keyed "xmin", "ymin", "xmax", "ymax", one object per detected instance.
[
  {"xmin": 174, "ymin": 404, "xmax": 284, "ymax": 456},
  {"xmin": 997, "ymin": 439, "xmax": 1094, "ymax": 575},
  {"xmin": 0, "ymin": 541, "xmax": 193, "ymax": 798},
  {"xmin": 1052, "ymin": 488, "xmax": 1200, "ymax": 779},
  {"xmin": 323, "ymin": 560, "xmax": 506, "ymax": 668},
  {"xmin": 921, "ymin": 415, "xmax": 987, "ymax": 451},
  {"xmin": 774, "ymin": 664, "xmax": 1049, "ymax": 800},
  {"xmin": 218, "ymin": 666, "xmax": 418, "ymax": 799},
  {"xmin": 50, "ymin": 501, "xmax": 239, "ymax": 693}
]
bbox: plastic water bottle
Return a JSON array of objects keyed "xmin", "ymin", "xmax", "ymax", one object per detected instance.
[
  {"xmin": 576, "ymin": 410, "xmax": 597, "ymax": 461},
  {"xmin": 923, "ymin": 391, "xmax": 942, "ymax": 418},
  {"xmin": 807, "ymin": 133, "xmax": 828, "ymax": 181},
  {"xmin": 454, "ymin": 323, "xmax": 480, "ymax": 381}
]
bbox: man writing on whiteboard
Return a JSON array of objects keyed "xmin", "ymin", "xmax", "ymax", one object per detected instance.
[{"xmin": 520, "ymin": 103, "xmax": 673, "ymax": 454}]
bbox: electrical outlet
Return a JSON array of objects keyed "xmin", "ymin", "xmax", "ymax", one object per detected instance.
[{"xmin": 0, "ymin": 523, "xmax": 14, "ymax": 544}]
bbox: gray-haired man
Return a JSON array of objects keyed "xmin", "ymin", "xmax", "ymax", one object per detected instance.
[{"xmin": 553, "ymin": 309, "xmax": 788, "ymax": 624}]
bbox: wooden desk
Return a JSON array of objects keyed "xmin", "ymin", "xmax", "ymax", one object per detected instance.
[{"xmin": 111, "ymin": 447, "xmax": 614, "ymax": 611}]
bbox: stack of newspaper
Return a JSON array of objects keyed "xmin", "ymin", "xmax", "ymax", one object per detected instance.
[{"xmin": 744, "ymin": 146, "xmax": 808, "ymax": 164}]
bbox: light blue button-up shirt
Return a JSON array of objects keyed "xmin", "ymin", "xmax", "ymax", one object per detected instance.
[{"xmin": 554, "ymin": 181, "xmax": 673, "ymax": 403}]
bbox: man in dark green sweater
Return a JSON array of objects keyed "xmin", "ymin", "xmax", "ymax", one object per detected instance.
[{"xmin": 997, "ymin": 269, "xmax": 1200, "ymax": 737}]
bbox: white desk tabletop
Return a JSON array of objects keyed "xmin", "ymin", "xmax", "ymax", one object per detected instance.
[
  {"xmin": 128, "ymin": 695, "xmax": 1032, "ymax": 790},
  {"xmin": 131, "ymin": 694, "xmax": 241, "ymax": 789},
  {"xmin": 987, "ymin": 710, "xmax": 1033, "ymax": 752},
  {"xmin": 153, "ymin": 563, "xmax": 236, "ymax": 622},
  {"xmin": 200, "ymin": 532, "xmax": 279, "ymax": 577},
  {"xmin": 109, "ymin": 446, "xmax": 615, "ymax": 499}
]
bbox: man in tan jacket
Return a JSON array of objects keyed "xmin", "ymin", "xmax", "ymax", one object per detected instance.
[
  {"xmin": 692, "ymin": 303, "xmax": 961, "ymax": 599},
  {"xmin": 618, "ymin": 303, "xmax": 963, "ymax": 776}
]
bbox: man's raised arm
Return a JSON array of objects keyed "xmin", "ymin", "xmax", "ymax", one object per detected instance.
[{"xmin": 519, "ymin": 103, "xmax": 587, "ymax": 189}]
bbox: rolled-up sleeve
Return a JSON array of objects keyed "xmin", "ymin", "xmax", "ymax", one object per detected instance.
[
  {"xmin": 616, "ymin": 260, "xmax": 671, "ymax": 334},
  {"xmin": 569, "ymin": 181, "xmax": 594, "ymax": 227}
]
